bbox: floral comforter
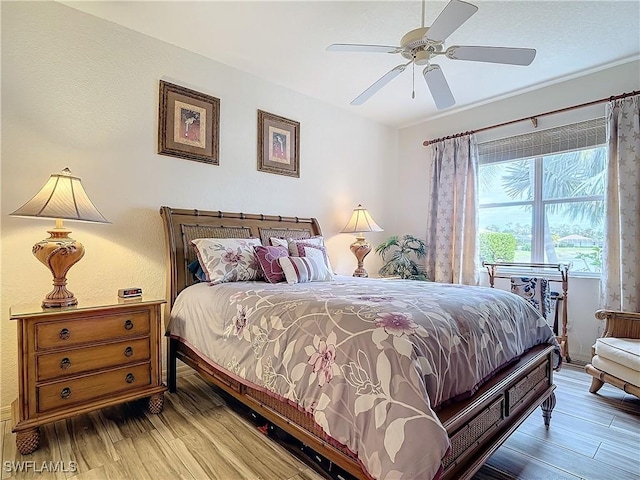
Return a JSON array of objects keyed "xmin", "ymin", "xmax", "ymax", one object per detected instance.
[{"xmin": 168, "ymin": 277, "xmax": 559, "ymax": 480}]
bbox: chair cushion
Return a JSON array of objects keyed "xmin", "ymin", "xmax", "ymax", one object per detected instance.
[
  {"xmin": 595, "ymin": 337, "xmax": 640, "ymax": 371},
  {"xmin": 592, "ymin": 355, "xmax": 640, "ymax": 388}
]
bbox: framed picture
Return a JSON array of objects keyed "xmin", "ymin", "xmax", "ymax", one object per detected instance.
[
  {"xmin": 158, "ymin": 80, "xmax": 220, "ymax": 165},
  {"xmin": 257, "ymin": 110, "xmax": 300, "ymax": 178}
]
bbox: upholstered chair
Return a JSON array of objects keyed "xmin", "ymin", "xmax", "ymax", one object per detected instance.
[{"xmin": 585, "ymin": 310, "xmax": 640, "ymax": 398}]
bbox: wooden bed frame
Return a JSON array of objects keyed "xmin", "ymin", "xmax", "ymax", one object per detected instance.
[{"xmin": 160, "ymin": 206, "xmax": 557, "ymax": 480}]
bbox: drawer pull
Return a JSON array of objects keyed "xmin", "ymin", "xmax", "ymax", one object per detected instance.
[
  {"xmin": 124, "ymin": 346, "xmax": 133, "ymax": 357},
  {"xmin": 60, "ymin": 387, "xmax": 72, "ymax": 399},
  {"xmin": 59, "ymin": 358, "xmax": 71, "ymax": 369},
  {"xmin": 124, "ymin": 320, "xmax": 134, "ymax": 330},
  {"xmin": 125, "ymin": 373, "xmax": 135, "ymax": 384},
  {"xmin": 59, "ymin": 328, "xmax": 71, "ymax": 340}
]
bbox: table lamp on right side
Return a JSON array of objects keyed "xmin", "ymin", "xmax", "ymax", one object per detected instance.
[{"xmin": 340, "ymin": 204, "xmax": 383, "ymax": 278}]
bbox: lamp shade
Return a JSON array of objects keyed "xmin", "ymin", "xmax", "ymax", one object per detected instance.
[
  {"xmin": 340, "ymin": 204, "xmax": 383, "ymax": 235},
  {"xmin": 10, "ymin": 168, "xmax": 109, "ymax": 223}
]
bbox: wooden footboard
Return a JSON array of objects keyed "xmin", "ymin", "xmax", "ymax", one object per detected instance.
[
  {"xmin": 438, "ymin": 345, "xmax": 556, "ymax": 480},
  {"xmin": 168, "ymin": 337, "xmax": 556, "ymax": 480}
]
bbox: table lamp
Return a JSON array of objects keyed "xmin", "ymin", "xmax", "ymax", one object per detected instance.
[
  {"xmin": 10, "ymin": 168, "xmax": 110, "ymax": 308},
  {"xmin": 340, "ymin": 204, "xmax": 383, "ymax": 277}
]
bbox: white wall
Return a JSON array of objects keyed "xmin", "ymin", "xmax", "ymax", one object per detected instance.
[
  {"xmin": 393, "ymin": 60, "xmax": 640, "ymax": 364},
  {"xmin": 0, "ymin": 2, "xmax": 396, "ymax": 412}
]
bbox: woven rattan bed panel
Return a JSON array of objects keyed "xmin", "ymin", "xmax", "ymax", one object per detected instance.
[{"xmin": 258, "ymin": 227, "xmax": 313, "ymax": 246}]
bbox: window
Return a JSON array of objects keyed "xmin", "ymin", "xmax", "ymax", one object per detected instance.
[{"xmin": 478, "ymin": 118, "xmax": 606, "ymax": 274}]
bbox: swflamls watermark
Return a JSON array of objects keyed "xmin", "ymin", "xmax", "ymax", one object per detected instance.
[{"xmin": 3, "ymin": 461, "xmax": 78, "ymax": 473}]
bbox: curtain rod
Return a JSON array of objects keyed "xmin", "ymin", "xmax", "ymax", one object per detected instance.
[{"xmin": 422, "ymin": 90, "xmax": 639, "ymax": 147}]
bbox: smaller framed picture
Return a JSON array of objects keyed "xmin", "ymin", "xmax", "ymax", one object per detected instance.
[
  {"xmin": 257, "ymin": 110, "xmax": 300, "ymax": 178},
  {"xmin": 158, "ymin": 81, "xmax": 220, "ymax": 165}
]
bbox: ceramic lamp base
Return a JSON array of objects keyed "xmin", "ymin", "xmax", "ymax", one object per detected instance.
[
  {"xmin": 32, "ymin": 228, "xmax": 85, "ymax": 308},
  {"xmin": 350, "ymin": 236, "xmax": 371, "ymax": 278}
]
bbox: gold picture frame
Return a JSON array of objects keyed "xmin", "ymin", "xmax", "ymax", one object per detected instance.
[
  {"xmin": 257, "ymin": 110, "xmax": 300, "ymax": 178},
  {"xmin": 158, "ymin": 81, "xmax": 220, "ymax": 165}
]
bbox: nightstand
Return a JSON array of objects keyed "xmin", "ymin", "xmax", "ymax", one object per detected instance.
[{"xmin": 10, "ymin": 298, "xmax": 167, "ymax": 454}]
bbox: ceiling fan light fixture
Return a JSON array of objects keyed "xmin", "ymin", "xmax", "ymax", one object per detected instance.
[{"xmin": 414, "ymin": 50, "xmax": 431, "ymax": 66}]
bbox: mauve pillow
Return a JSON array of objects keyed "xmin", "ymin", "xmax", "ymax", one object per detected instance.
[{"xmin": 254, "ymin": 245, "xmax": 289, "ymax": 283}]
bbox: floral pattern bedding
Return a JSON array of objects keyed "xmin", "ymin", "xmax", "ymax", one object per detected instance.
[{"xmin": 168, "ymin": 277, "xmax": 560, "ymax": 480}]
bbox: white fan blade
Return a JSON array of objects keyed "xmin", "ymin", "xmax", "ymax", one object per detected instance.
[
  {"xmin": 447, "ymin": 46, "xmax": 536, "ymax": 65},
  {"xmin": 423, "ymin": 64, "xmax": 455, "ymax": 110},
  {"xmin": 425, "ymin": 0, "xmax": 478, "ymax": 43},
  {"xmin": 351, "ymin": 64, "xmax": 408, "ymax": 105},
  {"xmin": 327, "ymin": 43, "xmax": 402, "ymax": 54}
]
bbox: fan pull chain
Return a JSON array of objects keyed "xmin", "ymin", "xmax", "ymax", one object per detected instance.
[{"xmin": 412, "ymin": 62, "xmax": 416, "ymax": 99}]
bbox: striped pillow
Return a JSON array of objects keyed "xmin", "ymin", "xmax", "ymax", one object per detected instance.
[{"xmin": 278, "ymin": 256, "xmax": 334, "ymax": 284}]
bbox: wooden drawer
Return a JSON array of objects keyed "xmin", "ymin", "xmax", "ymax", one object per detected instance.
[
  {"xmin": 37, "ymin": 337, "xmax": 150, "ymax": 382},
  {"xmin": 35, "ymin": 311, "xmax": 150, "ymax": 350},
  {"xmin": 37, "ymin": 363, "xmax": 151, "ymax": 414}
]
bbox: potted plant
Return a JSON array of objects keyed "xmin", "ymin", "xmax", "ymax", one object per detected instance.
[{"xmin": 375, "ymin": 235, "xmax": 429, "ymax": 280}]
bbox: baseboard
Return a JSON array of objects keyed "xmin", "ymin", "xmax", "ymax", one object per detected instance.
[{"xmin": 1, "ymin": 404, "xmax": 11, "ymax": 422}]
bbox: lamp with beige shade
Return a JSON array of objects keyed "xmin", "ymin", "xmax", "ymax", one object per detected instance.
[
  {"xmin": 340, "ymin": 204, "xmax": 383, "ymax": 278},
  {"xmin": 10, "ymin": 168, "xmax": 110, "ymax": 308}
]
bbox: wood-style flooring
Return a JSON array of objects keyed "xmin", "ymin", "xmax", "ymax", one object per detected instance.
[{"xmin": 2, "ymin": 365, "xmax": 638, "ymax": 480}]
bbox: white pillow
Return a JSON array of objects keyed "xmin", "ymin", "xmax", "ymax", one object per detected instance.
[
  {"xmin": 298, "ymin": 243, "xmax": 334, "ymax": 272},
  {"xmin": 191, "ymin": 238, "xmax": 263, "ymax": 284},
  {"xmin": 278, "ymin": 256, "xmax": 335, "ymax": 284}
]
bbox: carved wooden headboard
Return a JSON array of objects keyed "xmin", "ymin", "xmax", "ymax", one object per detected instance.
[{"xmin": 159, "ymin": 206, "xmax": 322, "ymax": 308}]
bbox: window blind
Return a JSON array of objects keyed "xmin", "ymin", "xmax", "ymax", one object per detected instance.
[{"xmin": 478, "ymin": 117, "xmax": 606, "ymax": 165}]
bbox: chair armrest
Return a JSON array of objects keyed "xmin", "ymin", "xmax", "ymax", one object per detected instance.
[{"xmin": 595, "ymin": 309, "xmax": 640, "ymax": 339}]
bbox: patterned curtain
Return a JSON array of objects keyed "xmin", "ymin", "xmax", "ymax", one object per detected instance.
[
  {"xmin": 425, "ymin": 135, "xmax": 478, "ymax": 285},
  {"xmin": 601, "ymin": 95, "xmax": 640, "ymax": 311}
]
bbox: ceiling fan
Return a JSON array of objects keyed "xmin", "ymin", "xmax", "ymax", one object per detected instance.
[{"xmin": 326, "ymin": 0, "xmax": 536, "ymax": 110}]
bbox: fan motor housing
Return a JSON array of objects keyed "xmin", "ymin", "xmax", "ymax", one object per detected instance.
[{"xmin": 400, "ymin": 27, "xmax": 443, "ymax": 62}]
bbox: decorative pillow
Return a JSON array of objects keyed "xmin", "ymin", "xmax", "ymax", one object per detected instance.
[
  {"xmin": 187, "ymin": 259, "xmax": 207, "ymax": 283},
  {"xmin": 253, "ymin": 245, "xmax": 289, "ymax": 284},
  {"xmin": 295, "ymin": 242, "xmax": 333, "ymax": 270},
  {"xmin": 510, "ymin": 276, "xmax": 551, "ymax": 320},
  {"xmin": 270, "ymin": 235, "xmax": 324, "ymax": 256},
  {"xmin": 279, "ymin": 256, "xmax": 335, "ymax": 284},
  {"xmin": 191, "ymin": 238, "xmax": 263, "ymax": 284}
]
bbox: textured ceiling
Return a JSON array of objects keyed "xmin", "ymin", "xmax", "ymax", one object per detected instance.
[{"xmin": 62, "ymin": 1, "xmax": 640, "ymax": 128}]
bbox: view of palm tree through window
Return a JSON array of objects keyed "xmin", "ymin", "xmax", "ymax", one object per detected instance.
[{"xmin": 478, "ymin": 146, "xmax": 606, "ymax": 273}]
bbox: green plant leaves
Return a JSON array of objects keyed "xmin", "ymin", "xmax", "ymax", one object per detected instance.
[{"xmin": 375, "ymin": 235, "xmax": 429, "ymax": 280}]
